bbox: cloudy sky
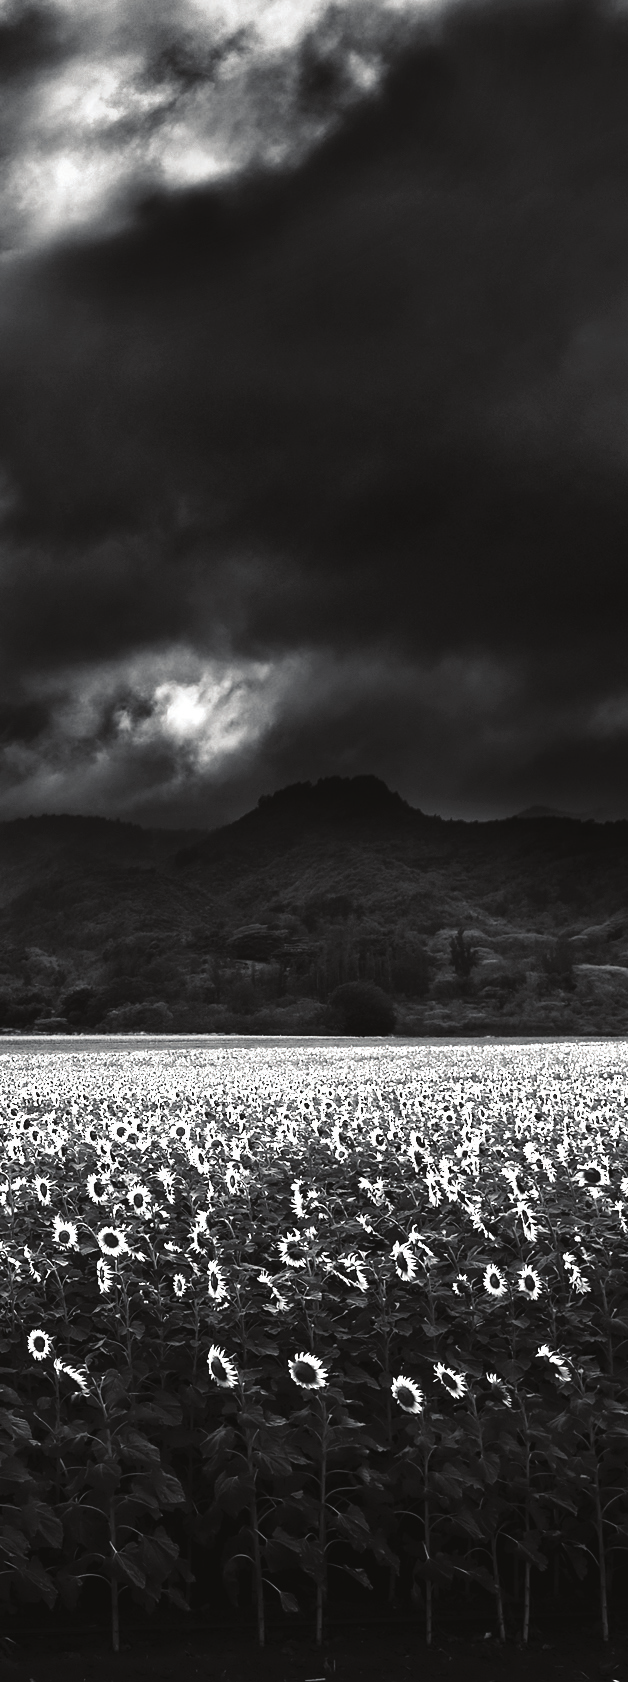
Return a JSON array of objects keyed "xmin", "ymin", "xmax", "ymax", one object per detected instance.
[{"xmin": 0, "ymin": 0, "xmax": 626, "ymax": 830}]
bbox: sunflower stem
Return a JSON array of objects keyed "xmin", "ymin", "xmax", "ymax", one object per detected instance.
[
  {"xmin": 109, "ymin": 1503, "xmax": 120, "ymax": 1656},
  {"xmin": 590, "ymin": 1423, "xmax": 609, "ymax": 1643},
  {"xmin": 522, "ymin": 1558, "xmax": 531, "ymax": 1646},
  {"xmin": 53, "ymin": 1365, "xmax": 62, "ymax": 1506},
  {"xmin": 424, "ymin": 1485, "xmax": 432, "ymax": 1648},
  {"xmin": 100, "ymin": 1394, "xmax": 120, "ymax": 1655},
  {"xmin": 599, "ymin": 1282, "xmax": 614, "ymax": 1377},
  {"xmin": 316, "ymin": 1396, "xmax": 328, "ymax": 1647},
  {"xmin": 240, "ymin": 1380, "xmax": 265, "ymax": 1648},
  {"xmin": 184, "ymin": 1395, "xmax": 194, "ymax": 1612},
  {"xmin": 491, "ymin": 1534, "xmax": 506, "ymax": 1643},
  {"xmin": 383, "ymin": 1354, "xmax": 396, "ymax": 1606}
]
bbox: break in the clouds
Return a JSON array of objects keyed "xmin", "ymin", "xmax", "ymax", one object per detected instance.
[
  {"xmin": 0, "ymin": 0, "xmax": 626, "ymax": 826},
  {"xmin": 0, "ymin": 0, "xmax": 422, "ymax": 250}
]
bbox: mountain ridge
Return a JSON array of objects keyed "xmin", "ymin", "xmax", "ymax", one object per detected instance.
[{"xmin": 0, "ymin": 776, "xmax": 627, "ymax": 1035}]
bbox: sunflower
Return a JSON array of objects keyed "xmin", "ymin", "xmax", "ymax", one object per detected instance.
[
  {"xmin": 391, "ymin": 1241, "xmax": 418, "ymax": 1282},
  {"xmin": 522, "ymin": 1144, "xmax": 555, "ymax": 1181},
  {"xmin": 614, "ymin": 1200, "xmax": 628, "ymax": 1235},
  {"xmin": 391, "ymin": 1375, "xmax": 424, "ymax": 1414},
  {"xmin": 225, "ymin": 1164, "xmax": 242, "ymax": 1195},
  {"xmin": 502, "ymin": 1164, "xmax": 528, "ymax": 1198},
  {"xmin": 96, "ymin": 1257, "xmax": 114, "ymax": 1295},
  {"xmin": 407, "ymin": 1228, "xmax": 438, "ymax": 1264},
  {"xmin": 278, "ymin": 1231, "xmax": 308, "ymax": 1269},
  {"xmin": 288, "ymin": 1351, "xmax": 328, "ymax": 1390},
  {"xmin": 348, "ymin": 1254, "xmax": 369, "ymax": 1292},
  {"xmin": 422, "ymin": 1164, "xmax": 442, "ymax": 1207},
  {"xmin": 23, "ymin": 1244, "xmax": 42, "ymax": 1281},
  {"xmin": 189, "ymin": 1146, "xmax": 210, "ymax": 1174},
  {"xmin": 52, "ymin": 1214, "xmax": 78, "ymax": 1250},
  {"xmin": 170, "ymin": 1121, "xmax": 191, "ymax": 1145},
  {"xmin": 54, "ymin": 1357, "xmax": 90, "ymax": 1396},
  {"xmin": 110, "ymin": 1121, "xmax": 131, "ymax": 1144},
  {"xmin": 86, "ymin": 1172, "xmax": 111, "ymax": 1204},
  {"xmin": 291, "ymin": 1180, "xmax": 305, "ymax": 1217},
  {"xmin": 452, "ymin": 1272, "xmax": 472, "ymax": 1297},
  {"xmin": 207, "ymin": 1345, "xmax": 238, "ymax": 1388},
  {"xmin": 34, "ymin": 1176, "xmax": 53, "ymax": 1206},
  {"xmin": 207, "ymin": 1263, "xmax": 229, "ymax": 1301},
  {"xmin": 172, "ymin": 1273, "xmax": 188, "ymax": 1298},
  {"xmin": 562, "ymin": 1250, "xmax": 591, "ymax": 1294},
  {"xmin": 126, "ymin": 1182, "xmax": 152, "ymax": 1217},
  {"xmin": 28, "ymin": 1328, "xmax": 53, "ymax": 1362},
  {"xmin": 537, "ymin": 1344, "xmax": 571, "ymax": 1383},
  {"xmin": 188, "ymin": 1211, "xmax": 211, "ymax": 1250},
  {"xmin": 517, "ymin": 1265, "xmax": 543, "ymax": 1300},
  {"xmin": 486, "ymin": 1372, "xmax": 512, "ymax": 1406},
  {"xmin": 155, "ymin": 1166, "xmax": 176, "ymax": 1203},
  {"xmin": 516, "ymin": 1203, "xmax": 539, "ymax": 1243},
  {"xmin": 434, "ymin": 1362, "xmax": 467, "ymax": 1399},
  {"xmin": 96, "ymin": 1226, "xmax": 129, "ymax": 1258},
  {"xmin": 257, "ymin": 1268, "xmax": 290, "ymax": 1311},
  {"xmin": 574, "ymin": 1161, "xmax": 609, "ymax": 1195},
  {"xmin": 483, "ymin": 1264, "xmax": 507, "ymax": 1298},
  {"xmin": 358, "ymin": 1175, "xmax": 387, "ymax": 1207}
]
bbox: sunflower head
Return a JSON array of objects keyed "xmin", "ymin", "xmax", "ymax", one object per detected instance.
[
  {"xmin": 28, "ymin": 1328, "xmax": 53, "ymax": 1362},
  {"xmin": 391, "ymin": 1375, "xmax": 424, "ymax": 1414},
  {"xmin": 288, "ymin": 1351, "xmax": 328, "ymax": 1390},
  {"xmin": 434, "ymin": 1362, "xmax": 467, "ymax": 1399},
  {"xmin": 483, "ymin": 1264, "xmax": 507, "ymax": 1298},
  {"xmin": 207, "ymin": 1345, "xmax": 238, "ymax": 1388},
  {"xmin": 96, "ymin": 1226, "xmax": 128, "ymax": 1257}
]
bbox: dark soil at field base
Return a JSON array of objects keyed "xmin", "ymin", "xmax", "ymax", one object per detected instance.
[{"xmin": 1, "ymin": 1624, "xmax": 626, "ymax": 1682}]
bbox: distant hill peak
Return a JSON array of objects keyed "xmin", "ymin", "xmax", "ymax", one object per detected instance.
[
  {"xmin": 256, "ymin": 775, "xmax": 413, "ymax": 816},
  {"xmin": 513, "ymin": 805, "xmax": 580, "ymax": 821}
]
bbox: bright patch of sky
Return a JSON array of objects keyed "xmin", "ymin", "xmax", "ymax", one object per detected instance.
[
  {"xmin": 0, "ymin": 0, "xmax": 446, "ymax": 251},
  {"xmin": 0, "ymin": 648, "xmax": 305, "ymax": 819},
  {"xmin": 135, "ymin": 664, "xmax": 293, "ymax": 765}
]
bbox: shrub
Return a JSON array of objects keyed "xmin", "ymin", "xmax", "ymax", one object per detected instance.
[
  {"xmin": 100, "ymin": 1001, "xmax": 174, "ymax": 1032},
  {"xmin": 476, "ymin": 966, "xmax": 525, "ymax": 1004},
  {"xmin": 0, "ymin": 994, "xmax": 49, "ymax": 1027},
  {"xmin": 228, "ymin": 980, "xmax": 257, "ymax": 1015},
  {"xmin": 449, "ymin": 928, "xmax": 478, "ymax": 980},
  {"xmin": 541, "ymin": 937, "xmax": 576, "ymax": 991},
  {"xmin": 326, "ymin": 981, "xmax": 396, "ymax": 1035},
  {"xmin": 61, "ymin": 986, "xmax": 96, "ymax": 1024},
  {"xmin": 391, "ymin": 939, "xmax": 431, "ymax": 998}
]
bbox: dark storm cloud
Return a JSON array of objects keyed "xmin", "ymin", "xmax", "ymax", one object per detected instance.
[
  {"xmin": 0, "ymin": 0, "xmax": 626, "ymax": 820},
  {"xmin": 0, "ymin": 4, "xmax": 69, "ymax": 80},
  {"xmin": 0, "ymin": 696, "xmax": 49, "ymax": 745}
]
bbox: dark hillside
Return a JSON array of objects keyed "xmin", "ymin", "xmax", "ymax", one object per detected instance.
[{"xmin": 1, "ymin": 779, "xmax": 628, "ymax": 1034}]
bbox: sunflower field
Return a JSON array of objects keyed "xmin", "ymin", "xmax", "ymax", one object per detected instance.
[{"xmin": 1, "ymin": 1039, "xmax": 628, "ymax": 1654}]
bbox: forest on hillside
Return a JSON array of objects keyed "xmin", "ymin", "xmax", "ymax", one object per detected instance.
[{"xmin": 0, "ymin": 779, "xmax": 627, "ymax": 1035}]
